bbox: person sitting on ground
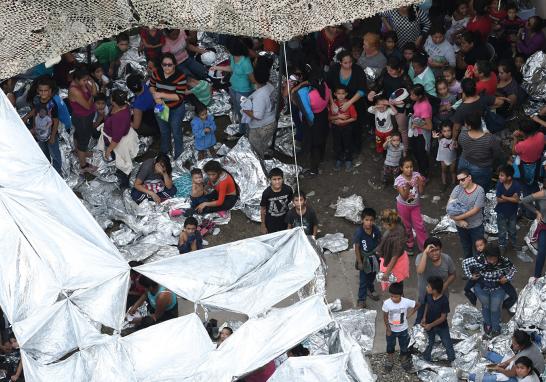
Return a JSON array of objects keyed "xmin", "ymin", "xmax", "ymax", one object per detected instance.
[
  {"xmin": 513, "ymin": 356, "xmax": 542, "ymax": 382},
  {"xmin": 191, "ymin": 103, "xmax": 217, "ymax": 160},
  {"xmin": 126, "ymin": 73, "xmax": 160, "ymax": 137},
  {"xmin": 94, "ymin": 33, "xmax": 130, "ymax": 79},
  {"xmin": 130, "ymin": 154, "xmax": 177, "ymax": 204},
  {"xmin": 128, "ymin": 275, "xmax": 178, "ymax": 327},
  {"xmin": 217, "ymin": 327, "xmax": 233, "ymax": 348},
  {"xmin": 194, "ymin": 160, "xmax": 239, "ymax": 214},
  {"xmin": 285, "ymin": 191, "xmax": 319, "ymax": 237},
  {"xmin": 189, "ymin": 168, "xmax": 207, "ymax": 211},
  {"xmin": 354, "ymin": 208, "xmax": 381, "ymax": 308},
  {"xmin": 260, "ymin": 167, "xmax": 294, "ymax": 234},
  {"xmin": 178, "ymin": 216, "xmax": 203, "ymax": 254}
]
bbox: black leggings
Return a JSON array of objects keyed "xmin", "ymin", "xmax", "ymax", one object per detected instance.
[
  {"xmin": 409, "ymin": 135, "xmax": 429, "ymax": 178},
  {"xmin": 201, "ymin": 191, "xmax": 238, "ymax": 213}
]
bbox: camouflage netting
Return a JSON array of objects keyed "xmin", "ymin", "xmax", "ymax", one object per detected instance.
[{"xmin": 0, "ymin": 0, "xmax": 419, "ymax": 80}]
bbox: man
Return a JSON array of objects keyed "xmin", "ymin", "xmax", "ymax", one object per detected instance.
[
  {"xmin": 408, "ymin": 52, "xmax": 437, "ymax": 97},
  {"xmin": 126, "ymin": 73, "xmax": 159, "ymax": 137},
  {"xmin": 447, "ymin": 169, "xmax": 485, "ymax": 260},
  {"xmin": 414, "ymin": 237, "xmax": 456, "ymax": 323}
]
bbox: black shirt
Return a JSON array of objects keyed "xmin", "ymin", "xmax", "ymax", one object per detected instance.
[
  {"xmin": 424, "ymin": 294, "xmax": 450, "ymax": 329},
  {"xmin": 285, "ymin": 206, "xmax": 319, "ymax": 236},
  {"xmin": 260, "ymin": 184, "xmax": 294, "ymax": 233},
  {"xmin": 451, "ymin": 95, "xmax": 494, "ymax": 126}
]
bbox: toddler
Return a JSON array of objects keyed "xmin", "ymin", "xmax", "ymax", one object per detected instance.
[
  {"xmin": 185, "ymin": 77, "xmax": 212, "ymax": 107},
  {"xmin": 34, "ymin": 107, "xmax": 52, "ymax": 143},
  {"xmin": 93, "ymin": 92, "xmax": 109, "ymax": 131},
  {"xmin": 432, "ymin": 121, "xmax": 457, "ymax": 191},
  {"xmin": 189, "ymin": 168, "xmax": 207, "ymax": 209},
  {"xmin": 178, "ymin": 216, "xmax": 203, "ymax": 254},
  {"xmin": 191, "ymin": 104, "xmax": 217, "ymax": 160},
  {"xmin": 501, "ymin": 3, "xmax": 524, "ymax": 36},
  {"xmin": 436, "ymin": 79, "xmax": 456, "ymax": 123},
  {"xmin": 367, "ymin": 94, "xmax": 396, "ymax": 154},
  {"xmin": 382, "ymin": 131, "xmax": 404, "ymax": 185},
  {"xmin": 442, "ymin": 67, "xmax": 462, "ymax": 98}
]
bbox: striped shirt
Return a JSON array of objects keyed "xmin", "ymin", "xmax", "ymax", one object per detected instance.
[
  {"xmin": 149, "ymin": 68, "xmax": 187, "ymax": 109},
  {"xmin": 457, "ymin": 129, "xmax": 501, "ymax": 168},
  {"xmin": 382, "ymin": 8, "xmax": 431, "ymax": 49}
]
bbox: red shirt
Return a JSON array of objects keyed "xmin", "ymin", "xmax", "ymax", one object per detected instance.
[
  {"xmin": 476, "ymin": 72, "xmax": 498, "ymax": 96},
  {"xmin": 467, "ymin": 16, "xmax": 492, "ymax": 42},
  {"xmin": 515, "ymin": 132, "xmax": 545, "ymax": 163},
  {"xmin": 329, "ymin": 100, "xmax": 357, "ymax": 127},
  {"xmin": 209, "ymin": 172, "xmax": 237, "ymax": 207}
]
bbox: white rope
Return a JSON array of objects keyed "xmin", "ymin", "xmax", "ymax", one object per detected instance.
[{"xmin": 282, "ymin": 41, "xmax": 304, "ymax": 228}]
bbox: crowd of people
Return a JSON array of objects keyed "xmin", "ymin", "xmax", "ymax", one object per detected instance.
[{"xmin": 1, "ymin": 0, "xmax": 546, "ymax": 380}]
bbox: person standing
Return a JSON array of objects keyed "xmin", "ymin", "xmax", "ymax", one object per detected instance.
[{"xmin": 259, "ymin": 168, "xmax": 293, "ymax": 234}]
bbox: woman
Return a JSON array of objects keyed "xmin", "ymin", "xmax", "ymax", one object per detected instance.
[
  {"xmin": 457, "ymin": 112, "xmax": 501, "ymax": 190},
  {"xmin": 517, "ymin": 16, "xmax": 546, "ymax": 57},
  {"xmin": 243, "ymin": 56, "xmax": 276, "ymax": 158},
  {"xmin": 98, "ymin": 89, "xmax": 138, "ymax": 188},
  {"xmin": 150, "ymin": 53, "xmax": 187, "ymax": 159},
  {"xmin": 496, "ymin": 60, "xmax": 522, "ymax": 118},
  {"xmin": 469, "ymin": 330, "xmax": 545, "ymax": 381},
  {"xmin": 316, "ymin": 26, "xmax": 348, "ymax": 69},
  {"xmin": 376, "ymin": 209, "xmax": 410, "ymax": 290},
  {"xmin": 521, "ymin": 181, "xmax": 546, "ymax": 279},
  {"xmin": 128, "ymin": 275, "xmax": 178, "ymax": 327},
  {"xmin": 130, "ymin": 154, "xmax": 176, "ymax": 204},
  {"xmin": 512, "ymin": 119, "xmax": 544, "ymax": 198},
  {"xmin": 162, "ymin": 29, "xmax": 207, "ymax": 79},
  {"xmin": 466, "ymin": 0, "xmax": 492, "ymax": 43},
  {"xmin": 357, "ymin": 32, "xmax": 387, "ymax": 89},
  {"xmin": 139, "ymin": 27, "xmax": 165, "ymax": 64},
  {"xmin": 326, "ymin": 50, "xmax": 367, "ymax": 154},
  {"xmin": 195, "ymin": 160, "xmax": 239, "ymax": 214},
  {"xmin": 446, "ymin": 0, "xmax": 470, "ymax": 44},
  {"xmin": 68, "ymin": 67, "xmax": 97, "ymax": 173},
  {"xmin": 212, "ymin": 38, "xmax": 255, "ymax": 130},
  {"xmin": 381, "ymin": 6, "xmax": 431, "ymax": 49},
  {"xmin": 456, "ymin": 31, "xmax": 490, "ymax": 76}
]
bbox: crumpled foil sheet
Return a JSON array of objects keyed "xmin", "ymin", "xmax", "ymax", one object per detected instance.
[
  {"xmin": 432, "ymin": 214, "xmax": 458, "ymax": 234},
  {"xmin": 333, "ymin": 194, "xmax": 364, "ymax": 224},
  {"xmin": 122, "ymin": 301, "xmax": 148, "ymax": 331},
  {"xmin": 363, "ymin": 66, "xmax": 382, "ymax": 90},
  {"xmin": 487, "ymin": 333, "xmax": 513, "ymax": 356},
  {"xmin": 513, "ymin": 276, "xmax": 546, "ymax": 329},
  {"xmin": 484, "ymin": 191, "xmax": 498, "ymax": 235},
  {"xmin": 316, "ymin": 233, "xmax": 349, "ymax": 253},
  {"xmin": 413, "ymin": 356, "xmax": 458, "ymax": 382},
  {"xmin": 521, "ymin": 50, "xmax": 546, "ymax": 115},
  {"xmin": 118, "ymin": 47, "xmax": 147, "ymax": 80},
  {"xmin": 451, "ymin": 304, "xmax": 483, "ymax": 340},
  {"xmin": 198, "ymin": 33, "xmax": 230, "ymax": 67},
  {"xmin": 332, "ymin": 309, "xmax": 376, "ymax": 355},
  {"xmin": 263, "ymin": 157, "xmax": 301, "ymax": 191},
  {"xmin": 409, "ymin": 324, "xmax": 428, "ymax": 353},
  {"xmin": 274, "ymin": 127, "xmax": 296, "ymax": 157},
  {"xmin": 207, "ymin": 89, "xmax": 232, "ymax": 117}
]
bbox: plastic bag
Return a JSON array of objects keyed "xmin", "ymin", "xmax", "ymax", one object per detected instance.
[{"xmin": 154, "ymin": 103, "xmax": 170, "ymax": 122}]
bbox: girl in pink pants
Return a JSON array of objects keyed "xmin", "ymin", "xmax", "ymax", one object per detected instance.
[{"xmin": 393, "ymin": 157, "xmax": 429, "ymax": 254}]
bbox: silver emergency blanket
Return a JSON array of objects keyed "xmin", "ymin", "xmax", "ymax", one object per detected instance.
[
  {"xmin": 136, "ymin": 228, "xmax": 320, "ymax": 316},
  {"xmin": 268, "ymin": 353, "xmax": 351, "ymax": 382},
  {"xmin": 413, "ymin": 356, "xmax": 458, "ymax": 382},
  {"xmin": 451, "ymin": 304, "xmax": 483, "ymax": 340},
  {"xmin": 513, "ymin": 276, "xmax": 546, "ymax": 328},
  {"xmin": 333, "ymin": 194, "xmax": 365, "ymax": 224},
  {"xmin": 524, "ymin": 219, "xmax": 538, "ymax": 256},
  {"xmin": 317, "ymin": 233, "xmax": 349, "ymax": 253},
  {"xmin": 332, "ymin": 309, "xmax": 376, "ymax": 354},
  {"xmin": 432, "ymin": 214, "xmax": 458, "ymax": 234},
  {"xmin": 521, "ymin": 51, "xmax": 546, "ymax": 115}
]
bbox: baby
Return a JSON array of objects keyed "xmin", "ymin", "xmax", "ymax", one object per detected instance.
[{"xmin": 190, "ymin": 168, "xmax": 207, "ymax": 209}]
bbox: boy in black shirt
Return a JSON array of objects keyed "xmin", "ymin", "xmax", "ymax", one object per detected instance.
[
  {"xmin": 285, "ymin": 191, "xmax": 318, "ymax": 237},
  {"xmin": 421, "ymin": 276, "xmax": 455, "ymax": 363},
  {"xmin": 260, "ymin": 168, "xmax": 294, "ymax": 234}
]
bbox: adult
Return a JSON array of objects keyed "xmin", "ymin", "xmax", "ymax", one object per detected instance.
[
  {"xmin": 466, "ymin": 0, "xmax": 492, "ymax": 42},
  {"xmin": 408, "ymin": 52, "xmax": 437, "ymax": 97},
  {"xmin": 357, "ymin": 32, "xmax": 387, "ymax": 89},
  {"xmin": 0, "ymin": 78, "xmax": 15, "ymax": 106},
  {"xmin": 162, "ymin": 29, "xmax": 208, "ymax": 80},
  {"xmin": 195, "ymin": 160, "xmax": 239, "ymax": 214},
  {"xmin": 149, "ymin": 52, "xmax": 187, "ymax": 159},
  {"xmin": 447, "ymin": 169, "xmax": 485, "ymax": 259},
  {"xmin": 326, "ymin": 50, "xmax": 367, "ymax": 154},
  {"xmin": 381, "ymin": 6, "xmax": 431, "ymax": 50},
  {"xmin": 470, "ymin": 330, "xmax": 545, "ymax": 382},
  {"xmin": 139, "ymin": 27, "xmax": 165, "ymax": 64},
  {"xmin": 243, "ymin": 56, "xmax": 276, "ymax": 158},
  {"xmin": 98, "ymin": 89, "xmax": 138, "ymax": 188},
  {"xmin": 130, "ymin": 154, "xmax": 176, "ymax": 204},
  {"xmin": 68, "ymin": 67, "xmax": 97, "ymax": 173},
  {"xmin": 52, "ymin": 52, "xmax": 78, "ymax": 89},
  {"xmin": 521, "ymin": 186, "xmax": 546, "ymax": 279},
  {"xmin": 376, "ymin": 209, "xmax": 410, "ymax": 287},
  {"xmin": 128, "ymin": 275, "xmax": 178, "ymax": 327},
  {"xmin": 212, "ymin": 38, "xmax": 255, "ymax": 131},
  {"xmin": 94, "ymin": 33, "xmax": 130, "ymax": 79},
  {"xmin": 414, "ymin": 237, "xmax": 456, "ymax": 323},
  {"xmin": 496, "ymin": 60, "xmax": 522, "ymax": 118},
  {"xmin": 512, "ymin": 119, "xmax": 544, "ymax": 198},
  {"xmin": 456, "ymin": 31, "xmax": 490, "ymax": 76},
  {"xmin": 126, "ymin": 73, "xmax": 160, "ymax": 137},
  {"xmin": 457, "ymin": 112, "xmax": 501, "ymax": 190},
  {"xmin": 316, "ymin": 26, "xmax": 348, "ymax": 69},
  {"xmin": 517, "ymin": 16, "xmax": 546, "ymax": 57},
  {"xmin": 445, "ymin": 0, "xmax": 470, "ymax": 44}
]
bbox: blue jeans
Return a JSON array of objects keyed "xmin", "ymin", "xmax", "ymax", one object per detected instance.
[
  {"xmin": 458, "ymin": 157, "xmax": 492, "ymax": 191},
  {"xmin": 229, "ymin": 87, "xmax": 252, "ymax": 133},
  {"xmin": 497, "ymin": 214, "xmax": 518, "ymax": 249},
  {"xmin": 38, "ymin": 137, "xmax": 62, "ymax": 175},
  {"xmin": 156, "ymin": 103, "xmax": 185, "ymax": 159},
  {"xmin": 456, "ymin": 224, "xmax": 484, "ymax": 258},
  {"xmin": 386, "ymin": 329, "xmax": 410, "ymax": 354},
  {"xmin": 474, "ymin": 284, "xmax": 505, "ymax": 332},
  {"xmin": 469, "ymin": 352, "xmax": 518, "ymax": 382},
  {"xmin": 358, "ymin": 271, "xmax": 376, "ymax": 301},
  {"xmin": 177, "ymin": 57, "xmax": 208, "ymax": 80},
  {"xmin": 535, "ymin": 229, "xmax": 546, "ymax": 278},
  {"xmin": 423, "ymin": 326, "xmax": 456, "ymax": 362}
]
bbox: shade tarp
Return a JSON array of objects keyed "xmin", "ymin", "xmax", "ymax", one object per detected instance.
[{"xmin": 268, "ymin": 353, "xmax": 351, "ymax": 382}]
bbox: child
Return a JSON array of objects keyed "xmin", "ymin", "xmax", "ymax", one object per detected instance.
[
  {"xmin": 189, "ymin": 168, "xmax": 207, "ymax": 210},
  {"xmin": 34, "ymin": 107, "xmax": 52, "ymax": 143},
  {"xmin": 367, "ymin": 94, "xmax": 396, "ymax": 154},
  {"xmin": 401, "ymin": 42, "xmax": 417, "ymax": 73},
  {"xmin": 514, "ymin": 356, "xmax": 541, "ymax": 382},
  {"xmin": 178, "ymin": 216, "xmax": 203, "ymax": 254},
  {"xmin": 463, "ymin": 237, "xmax": 487, "ymax": 305},
  {"xmin": 93, "ymin": 92, "xmax": 109, "ymax": 130},
  {"xmin": 260, "ymin": 167, "xmax": 294, "ymax": 234},
  {"xmin": 191, "ymin": 104, "xmax": 217, "ymax": 160},
  {"xmin": 470, "ymin": 60, "xmax": 498, "ymax": 96},
  {"xmin": 435, "ymin": 79, "xmax": 457, "ymax": 123},
  {"xmin": 394, "ymin": 157, "xmax": 428, "ymax": 254},
  {"xmin": 421, "ymin": 276, "xmax": 456, "ymax": 364},
  {"xmin": 501, "ymin": 3, "xmax": 524, "ymax": 36},
  {"xmin": 382, "ymin": 31, "xmax": 402, "ymax": 61},
  {"xmin": 408, "ymin": 84, "xmax": 432, "ymax": 179},
  {"xmin": 432, "ymin": 121, "xmax": 457, "ymax": 191},
  {"xmin": 495, "ymin": 165, "xmax": 521, "ymax": 253},
  {"xmin": 442, "ymin": 67, "xmax": 462, "ymax": 98},
  {"xmin": 354, "ymin": 208, "xmax": 381, "ymax": 308},
  {"xmin": 329, "ymin": 85, "xmax": 357, "ymax": 171},
  {"xmin": 383, "ymin": 132, "xmax": 404, "ymax": 185},
  {"xmin": 185, "ymin": 77, "xmax": 212, "ymax": 107},
  {"xmin": 382, "ymin": 282, "xmax": 418, "ymax": 372},
  {"xmin": 285, "ymin": 191, "xmax": 319, "ymax": 237}
]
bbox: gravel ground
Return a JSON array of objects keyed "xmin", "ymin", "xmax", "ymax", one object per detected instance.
[{"xmin": 368, "ymin": 353, "xmax": 421, "ymax": 382}]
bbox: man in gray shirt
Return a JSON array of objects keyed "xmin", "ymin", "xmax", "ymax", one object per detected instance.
[
  {"xmin": 448, "ymin": 169, "xmax": 485, "ymax": 259},
  {"xmin": 414, "ymin": 237, "xmax": 456, "ymax": 323}
]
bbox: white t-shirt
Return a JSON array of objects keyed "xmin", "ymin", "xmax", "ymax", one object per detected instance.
[
  {"xmin": 518, "ymin": 374, "xmax": 540, "ymax": 382},
  {"xmin": 382, "ymin": 297, "xmax": 416, "ymax": 332},
  {"xmin": 367, "ymin": 106, "xmax": 396, "ymax": 134}
]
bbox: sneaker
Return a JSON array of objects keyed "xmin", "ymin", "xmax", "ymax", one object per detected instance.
[
  {"xmin": 345, "ymin": 161, "xmax": 353, "ymax": 172},
  {"xmin": 384, "ymin": 358, "xmax": 394, "ymax": 373},
  {"xmin": 357, "ymin": 300, "xmax": 366, "ymax": 309},
  {"xmin": 334, "ymin": 161, "xmax": 342, "ymax": 171},
  {"xmin": 368, "ymin": 291, "xmax": 380, "ymax": 301}
]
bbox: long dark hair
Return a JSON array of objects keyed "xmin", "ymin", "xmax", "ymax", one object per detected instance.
[
  {"xmin": 203, "ymin": 160, "xmax": 240, "ymax": 196},
  {"xmin": 306, "ymin": 65, "xmax": 327, "ymax": 99},
  {"xmin": 155, "ymin": 153, "xmax": 173, "ymax": 176},
  {"xmin": 514, "ymin": 356, "xmax": 541, "ymax": 380}
]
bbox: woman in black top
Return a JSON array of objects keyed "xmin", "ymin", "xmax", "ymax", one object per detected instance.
[
  {"xmin": 326, "ymin": 50, "xmax": 367, "ymax": 154},
  {"xmin": 456, "ymin": 31, "xmax": 489, "ymax": 78}
]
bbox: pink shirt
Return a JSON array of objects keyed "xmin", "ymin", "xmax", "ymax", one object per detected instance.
[
  {"xmin": 162, "ymin": 31, "xmax": 189, "ymax": 64},
  {"xmin": 515, "ymin": 132, "xmax": 545, "ymax": 163},
  {"xmin": 309, "ymin": 83, "xmax": 330, "ymax": 113},
  {"xmin": 411, "ymin": 99, "xmax": 432, "ymax": 135},
  {"xmin": 394, "ymin": 171, "xmax": 422, "ymax": 206}
]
